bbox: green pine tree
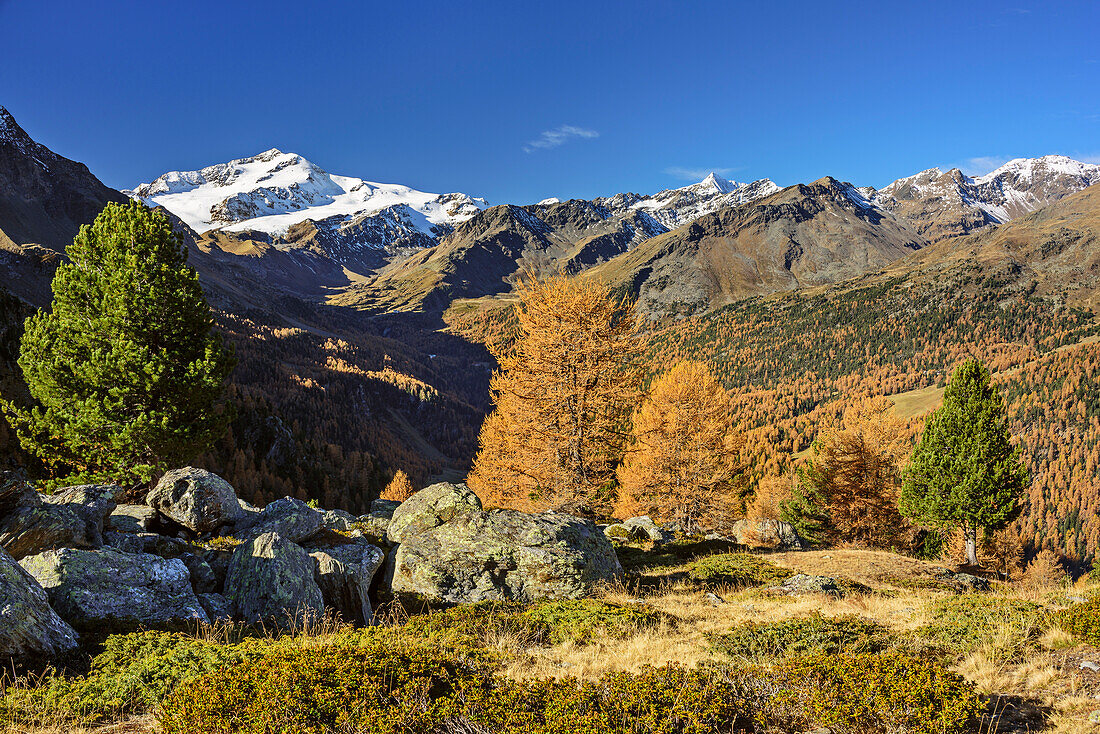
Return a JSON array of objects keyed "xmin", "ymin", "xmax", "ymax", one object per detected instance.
[
  {"xmin": 1, "ymin": 202, "xmax": 236, "ymax": 487},
  {"xmin": 899, "ymin": 358, "xmax": 1028, "ymax": 566},
  {"xmin": 779, "ymin": 459, "xmax": 829, "ymax": 546}
]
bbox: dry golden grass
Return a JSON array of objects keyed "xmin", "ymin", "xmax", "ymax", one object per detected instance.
[
  {"xmin": 767, "ymin": 547, "xmax": 955, "ymax": 589},
  {"xmin": 0, "ymin": 715, "xmax": 158, "ymax": 734}
]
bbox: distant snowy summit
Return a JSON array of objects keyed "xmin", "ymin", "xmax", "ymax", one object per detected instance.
[
  {"xmin": 126, "ymin": 149, "xmax": 488, "ymax": 239},
  {"xmin": 870, "ymin": 154, "xmax": 1100, "ymax": 240},
  {"xmin": 597, "ymin": 172, "xmax": 781, "ymax": 230}
]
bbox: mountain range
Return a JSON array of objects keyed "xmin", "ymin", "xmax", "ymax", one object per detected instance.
[{"xmin": 2, "ymin": 102, "xmax": 1100, "ymax": 528}]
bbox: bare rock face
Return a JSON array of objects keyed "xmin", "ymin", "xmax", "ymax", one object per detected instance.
[
  {"xmin": 146, "ymin": 468, "xmax": 243, "ymax": 534},
  {"xmin": 235, "ymin": 497, "xmax": 322, "ymax": 543},
  {"xmin": 386, "ymin": 482, "xmax": 481, "ymax": 545},
  {"xmin": 391, "ymin": 509, "xmax": 623, "ymax": 604},
  {"xmin": 18, "ymin": 547, "xmax": 208, "ymax": 631},
  {"xmin": 0, "ymin": 484, "xmax": 119, "ymax": 560},
  {"xmin": 223, "ymin": 532, "xmax": 323, "ymax": 625},
  {"xmin": 309, "ymin": 541, "xmax": 385, "ymax": 625},
  {"xmin": 0, "ymin": 546, "xmax": 79, "ymax": 663},
  {"xmin": 729, "ymin": 519, "xmax": 804, "ymax": 550}
]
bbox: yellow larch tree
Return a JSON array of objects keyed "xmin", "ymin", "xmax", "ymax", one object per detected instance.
[
  {"xmin": 615, "ymin": 360, "xmax": 744, "ymax": 532},
  {"xmin": 467, "ymin": 272, "xmax": 644, "ymax": 518},
  {"xmin": 380, "ymin": 469, "xmax": 415, "ymax": 502}
]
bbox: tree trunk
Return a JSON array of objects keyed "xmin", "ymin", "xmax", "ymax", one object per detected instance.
[{"xmin": 964, "ymin": 524, "xmax": 978, "ymax": 567}]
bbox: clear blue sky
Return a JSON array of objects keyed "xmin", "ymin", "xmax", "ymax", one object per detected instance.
[{"xmin": 2, "ymin": 0, "xmax": 1097, "ymax": 204}]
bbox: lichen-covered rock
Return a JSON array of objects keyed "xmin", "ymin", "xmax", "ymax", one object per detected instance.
[
  {"xmin": 45, "ymin": 485, "xmax": 119, "ymax": 539},
  {"xmin": 108, "ymin": 504, "xmax": 158, "ymax": 534},
  {"xmin": 197, "ymin": 592, "xmax": 232, "ymax": 622},
  {"xmin": 766, "ymin": 573, "xmax": 840, "ymax": 597},
  {"xmin": 320, "ymin": 509, "xmax": 356, "ymax": 532},
  {"xmin": 1, "ymin": 502, "xmax": 98, "ymax": 560},
  {"xmin": 18, "ymin": 547, "xmax": 208, "ymax": 630},
  {"xmin": 224, "ymin": 532, "xmax": 323, "ymax": 624},
  {"xmin": 371, "ymin": 499, "xmax": 401, "ymax": 516},
  {"xmin": 604, "ymin": 516, "xmax": 673, "ymax": 544},
  {"xmin": 391, "ymin": 509, "xmax": 623, "ymax": 604},
  {"xmin": 0, "ymin": 546, "xmax": 79, "ymax": 663},
  {"xmin": 0, "ymin": 472, "xmax": 36, "ymax": 518},
  {"xmin": 355, "ymin": 511, "xmax": 392, "ymax": 541},
  {"xmin": 146, "ymin": 468, "xmax": 242, "ymax": 534},
  {"xmin": 310, "ymin": 541, "xmax": 385, "ymax": 625},
  {"xmin": 235, "ymin": 497, "xmax": 322, "ymax": 543},
  {"xmin": 386, "ymin": 482, "xmax": 482, "ymax": 544},
  {"xmin": 729, "ymin": 519, "xmax": 804, "ymax": 550}
]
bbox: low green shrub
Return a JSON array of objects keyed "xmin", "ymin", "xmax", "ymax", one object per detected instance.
[
  {"xmin": 159, "ymin": 646, "xmax": 977, "ymax": 734},
  {"xmin": 709, "ymin": 614, "xmax": 892, "ymax": 659},
  {"xmin": 398, "ymin": 599, "xmax": 669, "ymax": 647},
  {"xmin": 761, "ymin": 652, "xmax": 980, "ymax": 733},
  {"xmin": 917, "ymin": 594, "xmax": 1048, "ymax": 654},
  {"xmin": 159, "ymin": 636, "xmax": 491, "ymax": 734},
  {"xmin": 1, "ymin": 632, "xmax": 270, "ymax": 725},
  {"xmin": 1058, "ymin": 598, "xmax": 1100, "ymax": 645},
  {"xmin": 687, "ymin": 553, "xmax": 792, "ymax": 589}
]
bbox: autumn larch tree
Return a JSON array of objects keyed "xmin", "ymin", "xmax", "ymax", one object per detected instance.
[
  {"xmin": 794, "ymin": 397, "xmax": 913, "ymax": 548},
  {"xmin": 899, "ymin": 358, "xmax": 1029, "ymax": 566},
  {"xmin": 467, "ymin": 272, "xmax": 644, "ymax": 518},
  {"xmin": 1, "ymin": 202, "xmax": 235, "ymax": 487},
  {"xmin": 380, "ymin": 469, "xmax": 415, "ymax": 502},
  {"xmin": 616, "ymin": 360, "xmax": 743, "ymax": 532}
]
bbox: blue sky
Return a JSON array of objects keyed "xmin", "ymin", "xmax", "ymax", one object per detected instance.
[{"xmin": 1, "ymin": 0, "xmax": 1097, "ymax": 204}]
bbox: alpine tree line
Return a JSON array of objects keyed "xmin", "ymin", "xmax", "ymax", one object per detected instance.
[{"xmin": 0, "ymin": 203, "xmax": 1042, "ymax": 577}]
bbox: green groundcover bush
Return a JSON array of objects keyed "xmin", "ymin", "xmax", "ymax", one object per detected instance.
[
  {"xmin": 709, "ymin": 613, "xmax": 893, "ymax": 659},
  {"xmin": 686, "ymin": 553, "xmax": 793, "ymax": 589},
  {"xmin": 159, "ymin": 646, "xmax": 979, "ymax": 734},
  {"xmin": 917, "ymin": 594, "xmax": 1048, "ymax": 654},
  {"xmin": 1058, "ymin": 598, "xmax": 1100, "ymax": 645}
]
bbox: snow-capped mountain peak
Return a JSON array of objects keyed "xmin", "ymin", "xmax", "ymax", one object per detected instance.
[
  {"xmin": 126, "ymin": 150, "xmax": 488, "ymax": 238},
  {"xmin": 595, "ymin": 173, "xmax": 781, "ymax": 230}
]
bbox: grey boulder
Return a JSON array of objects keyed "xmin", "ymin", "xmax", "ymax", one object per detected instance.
[
  {"xmin": 729, "ymin": 519, "xmax": 804, "ymax": 550},
  {"xmin": 236, "ymin": 497, "xmax": 322, "ymax": 543},
  {"xmin": 320, "ymin": 509, "xmax": 356, "ymax": 533},
  {"xmin": 0, "ymin": 546, "xmax": 79, "ymax": 663},
  {"xmin": 604, "ymin": 516, "xmax": 673, "ymax": 544},
  {"xmin": 310, "ymin": 541, "xmax": 385, "ymax": 625},
  {"xmin": 108, "ymin": 504, "xmax": 158, "ymax": 534},
  {"xmin": 392, "ymin": 509, "xmax": 623, "ymax": 604},
  {"xmin": 146, "ymin": 468, "xmax": 242, "ymax": 534},
  {"xmin": 19, "ymin": 547, "xmax": 208, "ymax": 630},
  {"xmin": 1, "ymin": 485, "xmax": 118, "ymax": 560},
  {"xmin": 224, "ymin": 532, "xmax": 324, "ymax": 624},
  {"xmin": 197, "ymin": 592, "xmax": 233, "ymax": 623},
  {"xmin": 767, "ymin": 573, "xmax": 840, "ymax": 597},
  {"xmin": 386, "ymin": 482, "xmax": 481, "ymax": 545}
]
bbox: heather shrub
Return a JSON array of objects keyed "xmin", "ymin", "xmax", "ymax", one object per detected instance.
[
  {"xmin": 687, "ymin": 552, "xmax": 792, "ymax": 589},
  {"xmin": 761, "ymin": 652, "xmax": 980, "ymax": 733},
  {"xmin": 160, "ymin": 636, "xmax": 491, "ymax": 734},
  {"xmin": 709, "ymin": 614, "xmax": 892, "ymax": 660},
  {"xmin": 1, "ymin": 632, "xmax": 269, "ymax": 725},
  {"xmin": 917, "ymin": 594, "xmax": 1047, "ymax": 654},
  {"xmin": 1058, "ymin": 598, "xmax": 1100, "ymax": 645}
]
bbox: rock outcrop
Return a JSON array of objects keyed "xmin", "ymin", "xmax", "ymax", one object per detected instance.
[
  {"xmin": 310, "ymin": 541, "xmax": 385, "ymax": 624},
  {"xmin": 0, "ymin": 546, "xmax": 79, "ymax": 663},
  {"xmin": 0, "ymin": 484, "xmax": 118, "ymax": 560},
  {"xmin": 392, "ymin": 507, "xmax": 623, "ymax": 604},
  {"xmin": 224, "ymin": 532, "xmax": 324, "ymax": 624},
  {"xmin": 236, "ymin": 497, "xmax": 322, "ymax": 543},
  {"xmin": 729, "ymin": 519, "xmax": 804, "ymax": 550},
  {"xmin": 146, "ymin": 468, "xmax": 243, "ymax": 534},
  {"xmin": 19, "ymin": 547, "xmax": 208, "ymax": 630},
  {"xmin": 386, "ymin": 482, "xmax": 481, "ymax": 544}
]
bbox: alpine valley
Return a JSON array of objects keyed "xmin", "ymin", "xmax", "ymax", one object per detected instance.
[{"xmin": 3, "ymin": 103, "xmax": 1100, "ymax": 563}]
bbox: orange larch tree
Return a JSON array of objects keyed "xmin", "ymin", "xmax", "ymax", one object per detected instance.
[
  {"xmin": 380, "ymin": 469, "xmax": 415, "ymax": 502},
  {"xmin": 467, "ymin": 272, "xmax": 644, "ymax": 518},
  {"xmin": 615, "ymin": 360, "xmax": 744, "ymax": 532}
]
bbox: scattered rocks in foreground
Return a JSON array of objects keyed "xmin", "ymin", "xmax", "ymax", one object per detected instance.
[{"xmin": 0, "ymin": 546, "xmax": 79, "ymax": 662}]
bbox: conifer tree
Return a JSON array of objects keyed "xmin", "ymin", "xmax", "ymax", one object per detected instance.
[
  {"xmin": 616, "ymin": 360, "xmax": 743, "ymax": 532},
  {"xmin": 1, "ymin": 202, "xmax": 235, "ymax": 486},
  {"xmin": 467, "ymin": 272, "xmax": 644, "ymax": 518},
  {"xmin": 899, "ymin": 358, "xmax": 1028, "ymax": 566},
  {"xmin": 779, "ymin": 467, "xmax": 829, "ymax": 546},
  {"xmin": 380, "ymin": 469, "xmax": 415, "ymax": 502},
  {"xmin": 797, "ymin": 397, "xmax": 913, "ymax": 548}
]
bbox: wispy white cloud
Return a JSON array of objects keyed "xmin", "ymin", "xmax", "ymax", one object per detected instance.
[
  {"xmin": 523, "ymin": 125, "xmax": 599, "ymax": 153},
  {"xmin": 958, "ymin": 156, "xmax": 1012, "ymax": 176},
  {"xmin": 664, "ymin": 166, "xmax": 740, "ymax": 181},
  {"xmin": 1079, "ymin": 153, "xmax": 1100, "ymax": 164}
]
